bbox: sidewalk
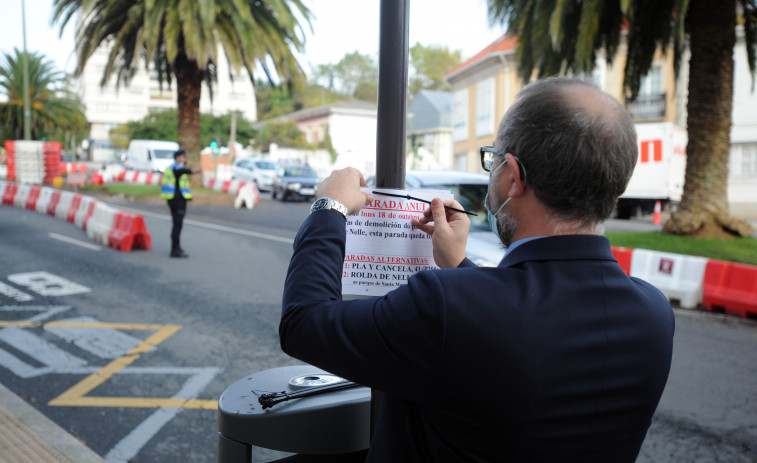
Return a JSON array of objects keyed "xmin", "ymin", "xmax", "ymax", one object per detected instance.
[{"xmin": 0, "ymin": 382, "xmax": 106, "ymax": 463}]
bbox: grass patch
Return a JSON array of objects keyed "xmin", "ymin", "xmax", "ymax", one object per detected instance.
[
  {"xmin": 105, "ymin": 184, "xmax": 161, "ymax": 196},
  {"xmin": 195, "ymin": 187, "xmax": 227, "ymax": 195},
  {"xmin": 606, "ymin": 231, "xmax": 757, "ymax": 265}
]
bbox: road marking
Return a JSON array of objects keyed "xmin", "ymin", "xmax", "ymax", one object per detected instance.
[
  {"xmin": 48, "ymin": 232, "xmax": 102, "ymax": 251},
  {"xmin": 0, "ymin": 326, "xmax": 88, "ymax": 378},
  {"xmin": 8, "ymin": 272, "xmax": 91, "ymax": 296},
  {"xmin": 117, "ymin": 205, "xmax": 295, "ymax": 244},
  {"xmin": 0, "ymin": 305, "xmax": 72, "ymax": 327},
  {"xmin": 45, "ymin": 316, "xmax": 148, "ymax": 359},
  {"xmin": 0, "ymin": 282, "xmax": 33, "ymax": 302},
  {"xmin": 105, "ymin": 366, "xmax": 220, "ymax": 463},
  {"xmin": 48, "ymin": 322, "xmax": 217, "ymax": 409}
]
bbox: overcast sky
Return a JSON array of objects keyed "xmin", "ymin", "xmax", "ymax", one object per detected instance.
[{"xmin": 0, "ymin": 0, "xmax": 505, "ymax": 76}]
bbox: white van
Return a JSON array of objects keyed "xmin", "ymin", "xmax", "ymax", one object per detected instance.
[{"xmin": 125, "ymin": 140, "xmax": 180, "ymax": 173}]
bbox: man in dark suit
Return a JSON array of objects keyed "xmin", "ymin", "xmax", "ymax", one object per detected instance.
[{"xmin": 280, "ymin": 77, "xmax": 674, "ymax": 462}]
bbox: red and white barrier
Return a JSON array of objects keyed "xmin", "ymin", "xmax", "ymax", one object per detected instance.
[
  {"xmin": 35, "ymin": 187, "xmax": 54, "ymax": 214},
  {"xmin": 702, "ymin": 260, "xmax": 757, "ymax": 318},
  {"xmin": 13, "ymin": 184, "xmax": 32, "ymax": 209},
  {"xmin": 630, "ymin": 249, "xmax": 710, "ymax": 309},
  {"xmin": 86, "ymin": 202, "xmax": 118, "ymax": 246},
  {"xmin": 54, "ymin": 191, "xmax": 75, "ymax": 221},
  {"xmin": 203, "ymin": 175, "xmax": 260, "ymax": 208},
  {"xmin": 1, "ymin": 180, "xmax": 151, "ymax": 253}
]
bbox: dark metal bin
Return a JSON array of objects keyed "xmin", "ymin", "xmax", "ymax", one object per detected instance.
[{"xmin": 217, "ymin": 365, "xmax": 371, "ymax": 462}]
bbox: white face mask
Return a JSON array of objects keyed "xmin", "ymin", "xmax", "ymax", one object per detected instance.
[{"xmin": 484, "ymin": 160, "xmax": 517, "ymax": 247}]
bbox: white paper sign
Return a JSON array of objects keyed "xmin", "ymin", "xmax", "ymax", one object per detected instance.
[{"xmin": 342, "ymin": 188, "xmax": 453, "ymax": 296}]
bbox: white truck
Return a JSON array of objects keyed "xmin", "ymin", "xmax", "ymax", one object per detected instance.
[
  {"xmin": 616, "ymin": 123, "xmax": 688, "ymax": 219},
  {"xmin": 125, "ymin": 140, "xmax": 180, "ymax": 173}
]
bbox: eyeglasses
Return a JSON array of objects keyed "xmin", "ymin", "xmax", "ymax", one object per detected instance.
[
  {"xmin": 480, "ymin": 146, "xmax": 504, "ymax": 172},
  {"xmin": 480, "ymin": 146, "xmax": 527, "ymax": 181}
]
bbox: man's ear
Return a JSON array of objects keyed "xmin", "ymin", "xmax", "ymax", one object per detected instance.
[{"xmin": 505, "ymin": 153, "xmax": 525, "ymax": 198}]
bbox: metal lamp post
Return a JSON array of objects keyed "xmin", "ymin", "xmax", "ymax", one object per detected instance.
[{"xmin": 21, "ymin": 0, "xmax": 32, "ymax": 140}]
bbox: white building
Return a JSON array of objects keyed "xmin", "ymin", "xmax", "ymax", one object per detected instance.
[
  {"xmin": 728, "ymin": 26, "xmax": 757, "ymax": 219},
  {"xmin": 262, "ymin": 100, "xmax": 378, "ymax": 177},
  {"xmin": 78, "ymin": 44, "xmax": 257, "ymax": 161}
]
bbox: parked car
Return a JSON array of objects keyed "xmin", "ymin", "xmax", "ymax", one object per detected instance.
[
  {"xmin": 231, "ymin": 158, "xmax": 278, "ymax": 191},
  {"xmin": 272, "ymin": 165, "xmax": 321, "ymax": 201},
  {"xmin": 367, "ymin": 170, "xmax": 505, "ymax": 267}
]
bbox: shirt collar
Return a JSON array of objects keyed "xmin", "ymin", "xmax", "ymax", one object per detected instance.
[{"xmin": 504, "ymin": 236, "xmax": 546, "ymax": 257}]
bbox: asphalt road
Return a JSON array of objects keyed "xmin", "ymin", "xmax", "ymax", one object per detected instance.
[{"xmin": 0, "ymin": 196, "xmax": 755, "ymax": 462}]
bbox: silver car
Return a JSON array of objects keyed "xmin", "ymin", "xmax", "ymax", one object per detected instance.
[
  {"xmin": 368, "ymin": 170, "xmax": 505, "ymax": 267},
  {"xmin": 231, "ymin": 158, "xmax": 278, "ymax": 191}
]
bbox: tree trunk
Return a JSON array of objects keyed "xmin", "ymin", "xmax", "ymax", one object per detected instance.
[
  {"xmin": 174, "ymin": 50, "xmax": 204, "ymax": 189},
  {"xmin": 663, "ymin": 0, "xmax": 754, "ymax": 238}
]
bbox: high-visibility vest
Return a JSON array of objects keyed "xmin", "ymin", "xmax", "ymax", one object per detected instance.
[{"xmin": 160, "ymin": 167, "xmax": 192, "ymax": 200}]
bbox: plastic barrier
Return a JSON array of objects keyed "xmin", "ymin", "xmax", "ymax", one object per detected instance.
[
  {"xmin": 86, "ymin": 202, "xmax": 118, "ymax": 246},
  {"xmin": 66, "ymin": 172, "xmax": 87, "ymax": 187},
  {"xmin": 108, "ymin": 212, "xmax": 152, "ymax": 252},
  {"xmin": 54, "ymin": 191, "xmax": 75, "ymax": 221},
  {"xmin": 630, "ymin": 249, "xmax": 709, "ymax": 309},
  {"xmin": 13, "ymin": 184, "xmax": 31, "ymax": 209},
  {"xmin": 74, "ymin": 196, "xmax": 99, "ymax": 231},
  {"xmin": 702, "ymin": 260, "xmax": 757, "ymax": 318},
  {"xmin": 611, "ymin": 246, "xmax": 633, "ymax": 275},
  {"xmin": 34, "ymin": 187, "xmax": 54, "ymax": 214},
  {"xmin": 66, "ymin": 194, "xmax": 84, "ymax": 222},
  {"xmin": 25, "ymin": 186, "xmax": 42, "ymax": 210},
  {"xmin": 206, "ymin": 178, "xmax": 216, "ymax": 190},
  {"xmin": 234, "ymin": 183, "xmax": 257, "ymax": 209},
  {"xmin": 0, "ymin": 180, "xmax": 9, "ymax": 203},
  {"xmin": 221, "ymin": 180, "xmax": 232, "ymax": 194},
  {"xmin": 46, "ymin": 190, "xmax": 62, "ymax": 216},
  {"xmin": 227, "ymin": 180, "xmax": 242, "ymax": 196},
  {"xmin": 2, "ymin": 182, "xmax": 17, "ymax": 205}
]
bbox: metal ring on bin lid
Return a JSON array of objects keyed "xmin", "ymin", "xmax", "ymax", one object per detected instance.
[{"xmin": 288, "ymin": 373, "xmax": 346, "ymax": 389}]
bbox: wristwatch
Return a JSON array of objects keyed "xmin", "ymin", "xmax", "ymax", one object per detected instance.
[{"xmin": 310, "ymin": 197, "xmax": 349, "ymax": 219}]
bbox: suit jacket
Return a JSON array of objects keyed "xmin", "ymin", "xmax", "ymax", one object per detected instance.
[{"xmin": 281, "ymin": 210, "xmax": 675, "ymax": 462}]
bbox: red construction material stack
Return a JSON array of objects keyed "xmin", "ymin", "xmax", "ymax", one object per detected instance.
[
  {"xmin": 702, "ymin": 260, "xmax": 757, "ymax": 318},
  {"xmin": 42, "ymin": 142, "xmax": 62, "ymax": 184},
  {"xmin": 108, "ymin": 212, "xmax": 152, "ymax": 252},
  {"xmin": 4, "ymin": 140, "xmax": 16, "ymax": 180}
]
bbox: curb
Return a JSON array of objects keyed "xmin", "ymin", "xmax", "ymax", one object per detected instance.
[{"xmin": 0, "ymin": 382, "xmax": 106, "ymax": 463}]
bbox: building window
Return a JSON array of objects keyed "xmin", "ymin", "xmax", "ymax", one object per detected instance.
[
  {"xmin": 475, "ymin": 78, "xmax": 494, "ymax": 138},
  {"xmin": 732, "ymin": 142, "xmax": 757, "ymax": 178},
  {"xmin": 639, "ymin": 67, "xmax": 662, "ymax": 96},
  {"xmin": 591, "ymin": 59, "xmax": 606, "ymax": 91},
  {"xmin": 452, "ymin": 89, "xmax": 468, "ymax": 142},
  {"xmin": 455, "ymin": 152, "xmax": 467, "ymax": 171}
]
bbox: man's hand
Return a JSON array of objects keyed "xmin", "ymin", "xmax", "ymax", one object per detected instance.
[
  {"xmin": 316, "ymin": 167, "xmax": 373, "ymax": 215},
  {"xmin": 412, "ymin": 198, "xmax": 470, "ymax": 268}
]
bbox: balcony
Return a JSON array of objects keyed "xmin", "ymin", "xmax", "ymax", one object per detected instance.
[{"xmin": 626, "ymin": 93, "xmax": 667, "ymax": 120}]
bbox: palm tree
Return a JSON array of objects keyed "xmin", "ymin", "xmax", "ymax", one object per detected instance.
[
  {"xmin": 52, "ymin": 0, "xmax": 311, "ymax": 172},
  {"xmin": 488, "ymin": 0, "xmax": 756, "ymax": 238},
  {"xmin": 0, "ymin": 49, "xmax": 87, "ymax": 142}
]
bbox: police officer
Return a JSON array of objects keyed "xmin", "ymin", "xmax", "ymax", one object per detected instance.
[{"xmin": 160, "ymin": 149, "xmax": 198, "ymax": 258}]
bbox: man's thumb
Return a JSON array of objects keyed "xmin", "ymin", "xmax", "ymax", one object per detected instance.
[{"xmin": 430, "ymin": 198, "xmax": 447, "ymax": 226}]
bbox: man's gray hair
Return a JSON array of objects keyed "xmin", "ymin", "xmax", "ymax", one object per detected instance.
[{"xmin": 496, "ymin": 77, "xmax": 638, "ymax": 227}]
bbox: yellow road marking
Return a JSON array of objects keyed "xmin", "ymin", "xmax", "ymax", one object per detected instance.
[
  {"xmin": 47, "ymin": 322, "xmax": 217, "ymax": 410},
  {"xmin": 0, "ymin": 321, "xmax": 39, "ymax": 328}
]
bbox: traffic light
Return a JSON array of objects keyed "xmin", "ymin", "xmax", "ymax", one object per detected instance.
[{"xmin": 210, "ymin": 140, "xmax": 218, "ymax": 149}]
